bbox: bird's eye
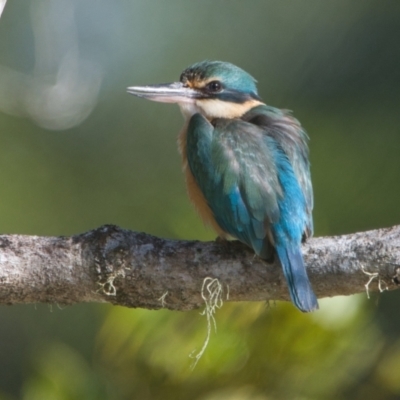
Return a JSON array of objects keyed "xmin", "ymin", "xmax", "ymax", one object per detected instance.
[{"xmin": 206, "ymin": 81, "xmax": 222, "ymax": 92}]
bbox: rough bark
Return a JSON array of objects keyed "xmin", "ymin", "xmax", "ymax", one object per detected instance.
[{"xmin": 0, "ymin": 224, "xmax": 399, "ymax": 311}]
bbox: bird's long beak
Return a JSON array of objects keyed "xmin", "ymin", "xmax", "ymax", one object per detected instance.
[{"xmin": 127, "ymin": 82, "xmax": 201, "ymax": 104}]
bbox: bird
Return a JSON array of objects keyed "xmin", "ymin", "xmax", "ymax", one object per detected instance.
[{"xmin": 127, "ymin": 60, "xmax": 318, "ymax": 312}]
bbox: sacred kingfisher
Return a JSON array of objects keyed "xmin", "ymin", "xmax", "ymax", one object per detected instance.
[{"xmin": 127, "ymin": 60, "xmax": 318, "ymax": 312}]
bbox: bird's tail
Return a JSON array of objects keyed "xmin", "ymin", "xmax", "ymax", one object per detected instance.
[{"xmin": 275, "ymin": 244, "xmax": 319, "ymax": 312}]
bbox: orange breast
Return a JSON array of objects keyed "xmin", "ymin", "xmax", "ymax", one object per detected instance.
[{"xmin": 177, "ymin": 126, "xmax": 228, "ymax": 238}]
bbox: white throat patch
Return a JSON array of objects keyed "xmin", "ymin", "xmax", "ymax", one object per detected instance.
[{"xmin": 179, "ymin": 99, "xmax": 264, "ymax": 121}]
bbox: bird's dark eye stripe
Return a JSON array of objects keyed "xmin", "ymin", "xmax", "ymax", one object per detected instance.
[{"xmin": 205, "ymin": 80, "xmax": 222, "ymax": 92}]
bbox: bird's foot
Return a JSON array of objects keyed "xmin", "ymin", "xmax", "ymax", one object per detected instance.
[{"xmin": 263, "ymin": 253, "xmax": 275, "ymax": 264}]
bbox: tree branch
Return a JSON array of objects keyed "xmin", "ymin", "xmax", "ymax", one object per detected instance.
[{"xmin": 0, "ymin": 224, "xmax": 399, "ymax": 310}]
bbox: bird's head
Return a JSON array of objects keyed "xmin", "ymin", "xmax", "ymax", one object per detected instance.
[{"xmin": 127, "ymin": 60, "xmax": 264, "ymax": 120}]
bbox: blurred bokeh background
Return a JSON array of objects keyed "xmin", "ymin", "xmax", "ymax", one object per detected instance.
[{"xmin": 0, "ymin": 0, "xmax": 399, "ymax": 399}]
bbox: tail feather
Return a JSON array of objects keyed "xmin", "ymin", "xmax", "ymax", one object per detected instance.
[{"xmin": 275, "ymin": 244, "xmax": 318, "ymax": 312}]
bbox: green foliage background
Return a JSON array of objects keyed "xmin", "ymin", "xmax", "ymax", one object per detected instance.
[{"xmin": 0, "ymin": 1, "xmax": 399, "ymax": 399}]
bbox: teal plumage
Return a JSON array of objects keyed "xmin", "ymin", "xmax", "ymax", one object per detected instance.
[
  {"xmin": 127, "ymin": 61, "xmax": 318, "ymax": 312},
  {"xmin": 186, "ymin": 108, "xmax": 317, "ymax": 311}
]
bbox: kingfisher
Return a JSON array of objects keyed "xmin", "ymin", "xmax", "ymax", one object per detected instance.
[{"xmin": 127, "ymin": 61, "xmax": 318, "ymax": 312}]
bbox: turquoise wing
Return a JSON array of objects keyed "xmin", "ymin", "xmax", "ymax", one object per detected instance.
[
  {"xmin": 186, "ymin": 113, "xmax": 282, "ymax": 258},
  {"xmin": 242, "ymin": 105, "xmax": 313, "ymax": 238}
]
